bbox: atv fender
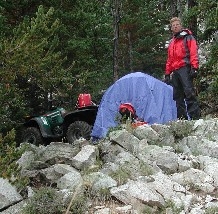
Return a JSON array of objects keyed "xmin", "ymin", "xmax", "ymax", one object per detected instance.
[
  {"xmin": 63, "ymin": 106, "xmax": 98, "ymax": 133},
  {"xmin": 24, "ymin": 117, "xmax": 54, "ymax": 138}
]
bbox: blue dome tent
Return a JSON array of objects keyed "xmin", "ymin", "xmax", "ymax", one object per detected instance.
[{"xmin": 91, "ymin": 72, "xmax": 177, "ymax": 139}]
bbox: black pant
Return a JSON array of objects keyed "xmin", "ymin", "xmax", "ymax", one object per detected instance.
[{"xmin": 171, "ymin": 66, "xmax": 201, "ymax": 120}]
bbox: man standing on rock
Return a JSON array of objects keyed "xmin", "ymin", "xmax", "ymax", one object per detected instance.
[{"xmin": 164, "ymin": 17, "xmax": 201, "ymax": 120}]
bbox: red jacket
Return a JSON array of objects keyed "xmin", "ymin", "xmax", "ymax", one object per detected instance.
[{"xmin": 165, "ymin": 29, "xmax": 199, "ymax": 75}]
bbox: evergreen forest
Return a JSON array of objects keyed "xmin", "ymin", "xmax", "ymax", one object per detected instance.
[{"xmin": 0, "ymin": 0, "xmax": 217, "ymax": 137}]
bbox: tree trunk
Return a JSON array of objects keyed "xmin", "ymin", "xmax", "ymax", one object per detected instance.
[
  {"xmin": 170, "ymin": 0, "xmax": 179, "ymax": 17},
  {"xmin": 187, "ymin": 0, "xmax": 197, "ymax": 38},
  {"xmin": 127, "ymin": 30, "xmax": 133, "ymax": 71},
  {"xmin": 112, "ymin": 0, "xmax": 121, "ymax": 82}
]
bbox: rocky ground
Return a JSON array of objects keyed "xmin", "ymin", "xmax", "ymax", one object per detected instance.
[{"xmin": 1, "ymin": 118, "xmax": 218, "ymax": 213}]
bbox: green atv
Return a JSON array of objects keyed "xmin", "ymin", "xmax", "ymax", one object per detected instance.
[{"xmin": 22, "ymin": 97, "xmax": 98, "ymax": 146}]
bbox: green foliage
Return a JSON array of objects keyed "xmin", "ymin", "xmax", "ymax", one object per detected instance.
[
  {"xmin": 139, "ymin": 160, "xmax": 154, "ymax": 176},
  {"xmin": 196, "ymin": 0, "xmax": 218, "ymax": 40},
  {"xmin": 206, "ymin": 40, "xmax": 218, "ymax": 92},
  {"xmin": 110, "ymin": 166, "xmax": 131, "ymax": 185},
  {"xmin": 186, "ymin": 1, "xmax": 218, "ymax": 114},
  {"xmin": 0, "ymin": 129, "xmax": 28, "ymax": 190},
  {"xmin": 140, "ymin": 200, "xmax": 184, "ymax": 214},
  {"xmin": 106, "ymin": 113, "xmax": 125, "ymax": 136},
  {"xmin": 85, "ymin": 185, "xmax": 112, "ymax": 203},
  {"xmin": 0, "ymin": 5, "xmax": 71, "ymax": 126},
  {"xmin": 118, "ymin": 0, "xmax": 170, "ymax": 77},
  {"xmin": 68, "ymin": 194, "xmax": 88, "ymax": 214},
  {"xmin": 0, "ymin": 0, "xmax": 217, "ymax": 128},
  {"xmin": 141, "ymin": 204, "xmax": 154, "ymax": 214},
  {"xmin": 168, "ymin": 120, "xmax": 194, "ymax": 140},
  {"xmin": 205, "ymin": 206, "xmax": 218, "ymax": 214},
  {"xmin": 1, "ymin": 6, "xmax": 63, "ymax": 83},
  {"xmin": 0, "ymin": 84, "xmax": 26, "ymax": 134},
  {"xmin": 22, "ymin": 187, "xmax": 64, "ymax": 214},
  {"xmin": 157, "ymin": 200, "xmax": 184, "ymax": 214},
  {"xmin": 0, "ymin": 6, "xmax": 9, "ymax": 39},
  {"xmin": 109, "ymin": 160, "xmax": 153, "ymax": 186},
  {"xmin": 106, "ymin": 125, "xmax": 124, "ymax": 137},
  {"xmin": 84, "ymin": 181, "xmax": 112, "ymax": 203},
  {"xmin": 65, "ymin": 0, "xmax": 113, "ymax": 100},
  {"xmin": 96, "ymin": 187, "xmax": 112, "ymax": 202},
  {"xmin": 198, "ymin": 38, "xmax": 218, "ymax": 113}
]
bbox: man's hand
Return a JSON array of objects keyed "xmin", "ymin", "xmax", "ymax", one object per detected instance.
[
  {"xmin": 164, "ymin": 75, "xmax": 170, "ymax": 85},
  {"xmin": 190, "ymin": 68, "xmax": 198, "ymax": 78}
]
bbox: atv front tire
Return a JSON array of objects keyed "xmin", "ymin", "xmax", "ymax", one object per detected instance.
[
  {"xmin": 67, "ymin": 121, "xmax": 92, "ymax": 144},
  {"xmin": 22, "ymin": 127, "xmax": 43, "ymax": 146}
]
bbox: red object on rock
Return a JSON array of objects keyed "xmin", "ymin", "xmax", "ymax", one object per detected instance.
[{"xmin": 131, "ymin": 121, "xmax": 147, "ymax": 128}]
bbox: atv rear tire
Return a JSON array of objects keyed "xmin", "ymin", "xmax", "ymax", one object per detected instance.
[
  {"xmin": 22, "ymin": 127, "xmax": 43, "ymax": 146},
  {"xmin": 67, "ymin": 121, "xmax": 92, "ymax": 144}
]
